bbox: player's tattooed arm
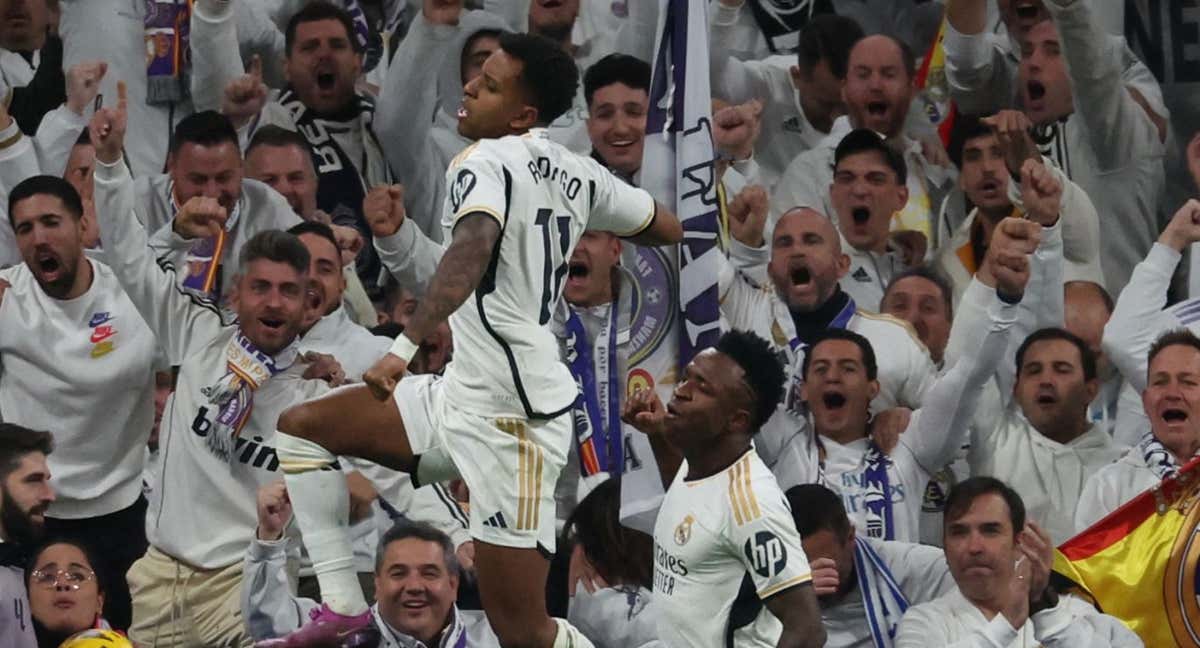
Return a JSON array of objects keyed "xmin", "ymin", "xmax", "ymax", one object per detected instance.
[
  {"xmin": 765, "ymin": 582, "xmax": 826, "ymax": 648},
  {"xmin": 402, "ymin": 212, "xmax": 501, "ymax": 343}
]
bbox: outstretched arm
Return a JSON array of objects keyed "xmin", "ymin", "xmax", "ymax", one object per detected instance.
[
  {"xmin": 90, "ymin": 82, "xmax": 228, "ymax": 365},
  {"xmin": 1103, "ymin": 200, "xmax": 1200, "ymax": 391},
  {"xmin": 363, "ymin": 212, "xmax": 499, "ymax": 398},
  {"xmin": 907, "ymin": 218, "xmax": 1031, "ymax": 472}
]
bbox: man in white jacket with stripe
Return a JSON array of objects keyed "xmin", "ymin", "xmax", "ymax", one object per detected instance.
[{"xmin": 88, "ymin": 82, "xmax": 355, "ymax": 648}]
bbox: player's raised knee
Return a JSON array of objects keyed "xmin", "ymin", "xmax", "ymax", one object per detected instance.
[{"xmin": 277, "ymin": 401, "xmax": 320, "ymax": 440}]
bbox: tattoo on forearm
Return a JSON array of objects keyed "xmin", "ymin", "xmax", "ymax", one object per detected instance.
[{"xmin": 405, "ymin": 214, "xmax": 499, "ymax": 342}]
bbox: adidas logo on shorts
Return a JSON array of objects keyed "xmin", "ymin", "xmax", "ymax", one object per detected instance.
[{"xmin": 482, "ymin": 511, "xmax": 509, "ymax": 528}]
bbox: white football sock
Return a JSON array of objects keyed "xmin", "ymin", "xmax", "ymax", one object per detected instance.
[
  {"xmin": 552, "ymin": 618, "xmax": 596, "ymax": 648},
  {"xmin": 275, "ymin": 431, "xmax": 368, "ymax": 616}
]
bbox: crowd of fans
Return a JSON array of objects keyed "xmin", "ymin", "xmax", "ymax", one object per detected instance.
[{"xmin": 0, "ymin": 0, "xmax": 1195, "ymax": 646}]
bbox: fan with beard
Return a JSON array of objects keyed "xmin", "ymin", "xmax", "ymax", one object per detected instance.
[{"xmin": 0, "ymin": 488, "xmax": 46, "ymax": 550}]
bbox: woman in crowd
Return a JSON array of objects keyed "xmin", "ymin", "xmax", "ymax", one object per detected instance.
[{"xmin": 25, "ymin": 538, "xmax": 113, "ymax": 648}]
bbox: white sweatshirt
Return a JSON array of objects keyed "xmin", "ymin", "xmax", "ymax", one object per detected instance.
[
  {"xmin": 974, "ymin": 409, "xmax": 1126, "ymax": 546},
  {"xmin": 896, "ymin": 589, "xmax": 1144, "ymax": 647},
  {"xmin": 0, "ymin": 260, "xmax": 157, "ymax": 519},
  {"xmin": 94, "ymin": 156, "xmax": 330, "ymax": 569},
  {"xmin": 1073, "ymin": 449, "xmax": 1160, "ymax": 533}
]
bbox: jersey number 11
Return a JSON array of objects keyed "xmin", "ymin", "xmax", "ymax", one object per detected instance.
[{"xmin": 537, "ymin": 208, "xmax": 572, "ymax": 325}]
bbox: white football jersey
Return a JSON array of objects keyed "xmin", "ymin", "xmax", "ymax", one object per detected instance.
[
  {"xmin": 439, "ymin": 128, "xmax": 656, "ymax": 418},
  {"xmin": 653, "ymin": 450, "xmax": 813, "ymax": 647}
]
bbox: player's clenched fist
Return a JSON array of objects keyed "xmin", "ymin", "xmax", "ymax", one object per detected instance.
[
  {"xmin": 622, "ymin": 386, "xmax": 666, "ymax": 437},
  {"xmin": 363, "ymin": 184, "xmax": 407, "ymax": 238},
  {"xmin": 173, "ymin": 196, "xmax": 228, "ymax": 239},
  {"xmin": 88, "ymin": 80, "xmax": 128, "ymax": 165},
  {"xmin": 364, "ymin": 352, "xmax": 409, "ymax": 401}
]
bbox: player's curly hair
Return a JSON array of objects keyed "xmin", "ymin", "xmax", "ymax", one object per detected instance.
[
  {"xmin": 715, "ymin": 330, "xmax": 786, "ymax": 432},
  {"xmin": 499, "ymin": 32, "xmax": 579, "ymax": 126}
]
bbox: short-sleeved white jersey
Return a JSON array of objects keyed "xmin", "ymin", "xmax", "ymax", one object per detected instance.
[
  {"xmin": 653, "ymin": 449, "xmax": 813, "ymax": 647},
  {"xmin": 439, "ymin": 128, "xmax": 656, "ymax": 418}
]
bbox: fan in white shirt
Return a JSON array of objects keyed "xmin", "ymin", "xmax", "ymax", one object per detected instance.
[
  {"xmin": 797, "ymin": 213, "xmax": 1034, "ymax": 544},
  {"xmin": 1078, "ymin": 327, "xmax": 1200, "ymax": 532},
  {"xmin": 943, "ymin": 159, "xmax": 1126, "ymax": 545},
  {"xmin": 971, "ymin": 324, "xmax": 1125, "ymax": 545},
  {"xmin": 1084, "ymin": 200, "xmax": 1200, "ymax": 530},
  {"xmin": 787, "ymin": 484, "xmax": 954, "ymax": 648},
  {"xmin": 895, "ymin": 477, "xmax": 1142, "ymax": 648},
  {"xmin": 0, "ymin": 175, "xmax": 158, "ymax": 630}
]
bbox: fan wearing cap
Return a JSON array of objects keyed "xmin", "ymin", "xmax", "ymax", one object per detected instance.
[{"xmin": 828, "ymin": 129, "xmax": 912, "ymax": 311}]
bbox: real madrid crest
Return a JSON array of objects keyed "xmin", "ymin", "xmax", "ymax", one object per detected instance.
[
  {"xmin": 674, "ymin": 514, "xmax": 695, "ymax": 546},
  {"xmin": 1165, "ymin": 489, "xmax": 1200, "ymax": 645}
]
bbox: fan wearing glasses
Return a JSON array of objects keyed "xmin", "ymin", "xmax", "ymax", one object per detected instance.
[{"xmin": 25, "ymin": 538, "xmax": 112, "ymax": 648}]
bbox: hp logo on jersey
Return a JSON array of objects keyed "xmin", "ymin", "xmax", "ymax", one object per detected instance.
[
  {"xmin": 744, "ymin": 532, "xmax": 788, "ymax": 579},
  {"xmin": 451, "ymin": 169, "xmax": 477, "ymax": 212}
]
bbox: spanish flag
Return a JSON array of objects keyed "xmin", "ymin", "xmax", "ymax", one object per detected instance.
[
  {"xmin": 1053, "ymin": 456, "xmax": 1200, "ymax": 647},
  {"xmin": 914, "ymin": 17, "xmax": 956, "ymax": 148}
]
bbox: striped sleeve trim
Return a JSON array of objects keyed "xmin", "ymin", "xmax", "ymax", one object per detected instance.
[
  {"xmin": 728, "ymin": 455, "xmax": 762, "ymax": 526},
  {"xmin": 757, "ymin": 573, "xmax": 813, "ymax": 599},
  {"xmin": 448, "ymin": 142, "xmax": 481, "ymax": 170},
  {"xmin": 615, "ymin": 201, "xmax": 657, "ymax": 238},
  {"xmin": 0, "ymin": 129, "xmax": 21, "ymax": 151},
  {"xmin": 453, "ymin": 205, "xmax": 505, "ymax": 229}
]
